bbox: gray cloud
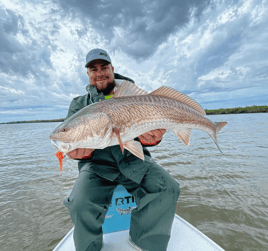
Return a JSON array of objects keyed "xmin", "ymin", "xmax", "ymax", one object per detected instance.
[
  {"xmin": 2, "ymin": 9, "xmax": 20, "ymax": 34},
  {"xmin": 58, "ymin": 0, "xmax": 214, "ymax": 60},
  {"xmin": 0, "ymin": 7, "xmax": 53, "ymax": 79},
  {"xmin": 0, "ymin": 9, "xmax": 23, "ymax": 55},
  {"xmin": 195, "ymin": 14, "xmax": 250, "ymax": 79}
]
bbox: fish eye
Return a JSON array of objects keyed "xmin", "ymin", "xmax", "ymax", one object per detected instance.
[{"xmin": 60, "ymin": 128, "xmax": 68, "ymax": 132}]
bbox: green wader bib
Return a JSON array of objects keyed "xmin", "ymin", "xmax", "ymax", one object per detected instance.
[
  {"xmin": 64, "ymin": 145, "xmax": 180, "ymax": 251},
  {"xmin": 63, "ymin": 78, "xmax": 180, "ymax": 251}
]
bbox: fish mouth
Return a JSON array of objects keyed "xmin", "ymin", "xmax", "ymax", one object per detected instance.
[
  {"xmin": 51, "ymin": 140, "xmax": 70, "ymax": 154},
  {"xmin": 51, "ymin": 140, "xmax": 61, "ymax": 150}
]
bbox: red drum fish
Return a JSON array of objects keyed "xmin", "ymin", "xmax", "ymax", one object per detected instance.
[{"xmin": 50, "ymin": 81, "xmax": 227, "ymax": 173}]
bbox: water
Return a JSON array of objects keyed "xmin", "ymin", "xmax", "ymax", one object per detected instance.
[{"xmin": 0, "ymin": 113, "xmax": 267, "ymax": 251}]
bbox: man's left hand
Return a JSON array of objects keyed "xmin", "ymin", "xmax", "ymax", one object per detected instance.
[{"xmin": 138, "ymin": 129, "xmax": 166, "ymax": 144}]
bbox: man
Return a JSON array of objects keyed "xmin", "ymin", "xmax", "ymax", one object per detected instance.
[{"xmin": 64, "ymin": 48, "xmax": 180, "ymax": 251}]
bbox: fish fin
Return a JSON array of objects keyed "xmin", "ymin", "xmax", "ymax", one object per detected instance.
[
  {"xmin": 113, "ymin": 128, "xmax": 124, "ymax": 153},
  {"xmin": 113, "ymin": 81, "xmax": 147, "ymax": 98},
  {"xmin": 216, "ymin": 122, "xmax": 227, "ymax": 133},
  {"xmin": 150, "ymin": 86, "xmax": 206, "ymax": 116},
  {"xmin": 174, "ymin": 129, "xmax": 192, "ymax": 146},
  {"xmin": 55, "ymin": 151, "xmax": 64, "ymax": 175},
  {"xmin": 124, "ymin": 140, "xmax": 145, "ymax": 161}
]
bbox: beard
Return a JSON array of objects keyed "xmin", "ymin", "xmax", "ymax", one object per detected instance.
[{"xmin": 97, "ymin": 80, "xmax": 115, "ymax": 95}]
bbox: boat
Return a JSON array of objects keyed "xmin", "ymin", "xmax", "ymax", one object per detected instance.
[{"xmin": 53, "ymin": 185, "xmax": 224, "ymax": 251}]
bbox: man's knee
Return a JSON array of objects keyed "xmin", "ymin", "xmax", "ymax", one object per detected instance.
[
  {"xmin": 63, "ymin": 185, "xmax": 95, "ymax": 215},
  {"xmin": 171, "ymin": 180, "xmax": 180, "ymax": 200},
  {"xmin": 143, "ymin": 161, "xmax": 180, "ymax": 200},
  {"xmin": 63, "ymin": 193, "xmax": 85, "ymax": 214},
  {"xmin": 162, "ymin": 175, "xmax": 180, "ymax": 202}
]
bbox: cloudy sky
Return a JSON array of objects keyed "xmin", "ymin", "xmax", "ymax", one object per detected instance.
[{"xmin": 0, "ymin": 0, "xmax": 267, "ymax": 123}]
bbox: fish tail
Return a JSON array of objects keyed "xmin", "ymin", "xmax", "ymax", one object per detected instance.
[
  {"xmin": 55, "ymin": 151, "xmax": 64, "ymax": 175},
  {"xmin": 210, "ymin": 122, "xmax": 227, "ymax": 153}
]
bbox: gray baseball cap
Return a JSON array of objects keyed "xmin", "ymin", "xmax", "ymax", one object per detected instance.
[{"xmin": 85, "ymin": 48, "xmax": 112, "ymax": 68}]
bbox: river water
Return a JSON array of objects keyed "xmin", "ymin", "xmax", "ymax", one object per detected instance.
[{"xmin": 0, "ymin": 113, "xmax": 267, "ymax": 251}]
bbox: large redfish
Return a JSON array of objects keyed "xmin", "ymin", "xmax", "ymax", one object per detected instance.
[{"xmin": 50, "ymin": 81, "xmax": 227, "ymax": 172}]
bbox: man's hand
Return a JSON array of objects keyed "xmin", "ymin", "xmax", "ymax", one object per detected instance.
[
  {"xmin": 68, "ymin": 148, "xmax": 94, "ymax": 159},
  {"xmin": 138, "ymin": 129, "xmax": 166, "ymax": 144}
]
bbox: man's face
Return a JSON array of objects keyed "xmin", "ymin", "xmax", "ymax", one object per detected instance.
[{"xmin": 87, "ymin": 60, "xmax": 114, "ymax": 93}]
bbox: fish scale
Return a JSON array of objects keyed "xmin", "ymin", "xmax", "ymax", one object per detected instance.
[{"xmin": 107, "ymin": 96, "xmax": 196, "ymax": 126}]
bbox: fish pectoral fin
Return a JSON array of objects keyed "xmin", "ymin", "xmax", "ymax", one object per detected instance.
[
  {"xmin": 113, "ymin": 128, "xmax": 124, "ymax": 153},
  {"xmin": 174, "ymin": 129, "xmax": 192, "ymax": 146},
  {"xmin": 124, "ymin": 140, "xmax": 145, "ymax": 161},
  {"xmin": 113, "ymin": 81, "xmax": 147, "ymax": 98}
]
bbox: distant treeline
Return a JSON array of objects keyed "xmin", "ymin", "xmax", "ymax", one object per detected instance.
[
  {"xmin": 0, "ymin": 118, "xmax": 65, "ymax": 125},
  {"xmin": 0, "ymin": 105, "xmax": 267, "ymax": 124},
  {"xmin": 205, "ymin": 105, "xmax": 268, "ymax": 115}
]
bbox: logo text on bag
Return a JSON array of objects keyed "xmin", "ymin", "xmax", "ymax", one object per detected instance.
[{"xmin": 115, "ymin": 196, "xmax": 135, "ymax": 206}]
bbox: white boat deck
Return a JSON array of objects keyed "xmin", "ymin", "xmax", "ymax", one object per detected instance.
[{"xmin": 53, "ymin": 214, "xmax": 224, "ymax": 251}]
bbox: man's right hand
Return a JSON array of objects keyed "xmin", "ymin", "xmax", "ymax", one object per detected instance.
[{"xmin": 68, "ymin": 148, "xmax": 94, "ymax": 159}]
